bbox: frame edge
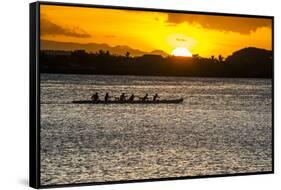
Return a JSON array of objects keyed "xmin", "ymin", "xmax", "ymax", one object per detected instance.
[
  {"xmin": 31, "ymin": 1, "xmax": 274, "ymax": 188},
  {"xmin": 29, "ymin": 1, "xmax": 40, "ymax": 189}
]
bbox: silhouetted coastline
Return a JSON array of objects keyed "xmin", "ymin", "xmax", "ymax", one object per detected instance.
[{"xmin": 40, "ymin": 47, "xmax": 272, "ymax": 78}]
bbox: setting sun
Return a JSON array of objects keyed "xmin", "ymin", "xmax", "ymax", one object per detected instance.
[{"xmin": 171, "ymin": 47, "xmax": 192, "ymax": 57}]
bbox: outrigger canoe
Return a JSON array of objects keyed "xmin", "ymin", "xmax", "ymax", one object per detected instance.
[{"xmin": 72, "ymin": 98, "xmax": 183, "ymax": 104}]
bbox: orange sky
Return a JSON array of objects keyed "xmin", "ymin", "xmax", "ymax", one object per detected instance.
[{"xmin": 40, "ymin": 4, "xmax": 272, "ymax": 57}]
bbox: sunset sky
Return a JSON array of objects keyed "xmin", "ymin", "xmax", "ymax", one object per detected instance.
[{"xmin": 40, "ymin": 5, "xmax": 272, "ymax": 57}]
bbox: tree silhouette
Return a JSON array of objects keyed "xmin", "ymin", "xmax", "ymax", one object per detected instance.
[
  {"xmin": 218, "ymin": 55, "xmax": 224, "ymax": 63},
  {"xmin": 125, "ymin": 51, "xmax": 130, "ymax": 58},
  {"xmin": 98, "ymin": 49, "xmax": 105, "ymax": 55},
  {"xmin": 40, "ymin": 47, "xmax": 272, "ymax": 78},
  {"xmin": 192, "ymin": 54, "xmax": 199, "ymax": 59}
]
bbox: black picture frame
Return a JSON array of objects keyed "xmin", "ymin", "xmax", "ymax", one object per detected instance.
[{"xmin": 30, "ymin": 1, "xmax": 274, "ymax": 188}]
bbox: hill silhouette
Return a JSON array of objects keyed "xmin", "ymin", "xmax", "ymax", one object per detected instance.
[
  {"xmin": 40, "ymin": 47, "xmax": 272, "ymax": 78},
  {"xmin": 224, "ymin": 47, "xmax": 272, "ymax": 77},
  {"xmin": 41, "ymin": 40, "xmax": 169, "ymax": 57},
  {"xmin": 226, "ymin": 47, "xmax": 272, "ymax": 65}
]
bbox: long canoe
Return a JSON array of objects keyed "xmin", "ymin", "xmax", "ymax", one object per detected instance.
[{"xmin": 72, "ymin": 98, "xmax": 183, "ymax": 104}]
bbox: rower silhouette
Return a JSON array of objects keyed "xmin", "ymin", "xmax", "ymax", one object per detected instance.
[
  {"xmin": 141, "ymin": 93, "xmax": 149, "ymax": 101},
  {"xmin": 128, "ymin": 94, "xmax": 135, "ymax": 101},
  {"xmin": 104, "ymin": 92, "xmax": 111, "ymax": 102},
  {"xmin": 120, "ymin": 93, "xmax": 127, "ymax": 101},
  {"xmin": 91, "ymin": 92, "xmax": 99, "ymax": 101},
  {"xmin": 153, "ymin": 93, "xmax": 160, "ymax": 101}
]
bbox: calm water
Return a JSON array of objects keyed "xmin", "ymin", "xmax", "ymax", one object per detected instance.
[{"xmin": 40, "ymin": 74, "xmax": 272, "ymax": 185}]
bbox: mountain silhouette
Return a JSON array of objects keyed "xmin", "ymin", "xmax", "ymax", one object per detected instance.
[
  {"xmin": 41, "ymin": 40, "xmax": 169, "ymax": 57},
  {"xmin": 222, "ymin": 47, "xmax": 272, "ymax": 77},
  {"xmin": 225, "ymin": 47, "xmax": 272, "ymax": 65}
]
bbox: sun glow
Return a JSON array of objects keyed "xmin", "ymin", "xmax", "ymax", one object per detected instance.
[
  {"xmin": 171, "ymin": 47, "xmax": 192, "ymax": 57},
  {"xmin": 40, "ymin": 5, "xmax": 272, "ymax": 57}
]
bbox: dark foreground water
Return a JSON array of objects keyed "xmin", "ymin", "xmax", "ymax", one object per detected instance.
[{"xmin": 40, "ymin": 74, "xmax": 272, "ymax": 185}]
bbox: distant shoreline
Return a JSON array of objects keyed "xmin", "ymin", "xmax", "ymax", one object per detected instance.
[
  {"xmin": 40, "ymin": 72, "xmax": 272, "ymax": 79},
  {"xmin": 40, "ymin": 47, "xmax": 273, "ymax": 79}
]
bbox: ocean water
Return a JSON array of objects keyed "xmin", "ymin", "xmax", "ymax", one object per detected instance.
[{"xmin": 40, "ymin": 74, "xmax": 272, "ymax": 185}]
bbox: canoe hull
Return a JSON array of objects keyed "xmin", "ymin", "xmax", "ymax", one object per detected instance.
[{"xmin": 72, "ymin": 98, "xmax": 183, "ymax": 104}]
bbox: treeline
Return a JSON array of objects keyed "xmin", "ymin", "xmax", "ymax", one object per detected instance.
[{"xmin": 40, "ymin": 47, "xmax": 273, "ymax": 78}]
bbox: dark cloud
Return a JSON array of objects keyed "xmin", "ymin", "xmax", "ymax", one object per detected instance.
[
  {"xmin": 167, "ymin": 13, "xmax": 271, "ymax": 34},
  {"xmin": 176, "ymin": 38, "xmax": 187, "ymax": 42},
  {"xmin": 154, "ymin": 17, "xmax": 160, "ymax": 21},
  {"xmin": 40, "ymin": 16, "xmax": 91, "ymax": 38},
  {"xmin": 104, "ymin": 35, "xmax": 116, "ymax": 38}
]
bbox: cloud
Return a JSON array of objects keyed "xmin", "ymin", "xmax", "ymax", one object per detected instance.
[
  {"xmin": 104, "ymin": 35, "xmax": 116, "ymax": 38},
  {"xmin": 40, "ymin": 16, "xmax": 91, "ymax": 38},
  {"xmin": 167, "ymin": 13, "xmax": 271, "ymax": 34},
  {"xmin": 176, "ymin": 38, "xmax": 187, "ymax": 42}
]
